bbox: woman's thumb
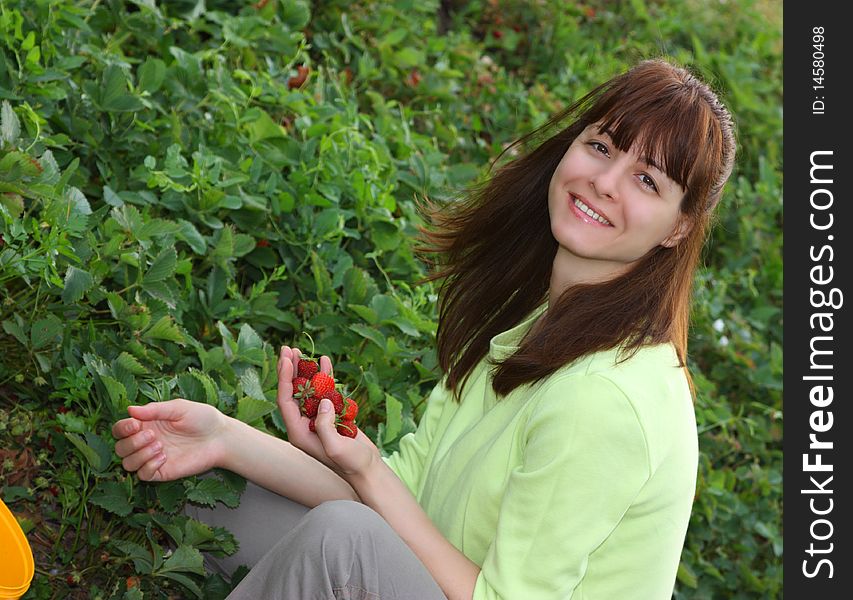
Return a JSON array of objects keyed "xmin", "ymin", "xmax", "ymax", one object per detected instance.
[{"xmin": 127, "ymin": 399, "xmax": 185, "ymax": 421}]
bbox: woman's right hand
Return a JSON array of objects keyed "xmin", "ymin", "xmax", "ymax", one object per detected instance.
[{"xmin": 112, "ymin": 399, "xmax": 228, "ymax": 482}]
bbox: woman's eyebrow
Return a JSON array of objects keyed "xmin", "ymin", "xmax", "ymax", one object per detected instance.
[
  {"xmin": 598, "ymin": 126, "xmax": 663, "ymax": 172},
  {"xmin": 641, "ymin": 156, "xmax": 662, "ymax": 171}
]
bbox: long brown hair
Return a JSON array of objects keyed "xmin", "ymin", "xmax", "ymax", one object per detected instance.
[{"xmin": 413, "ymin": 59, "xmax": 737, "ymax": 402}]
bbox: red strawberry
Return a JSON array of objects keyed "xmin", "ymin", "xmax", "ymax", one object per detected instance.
[
  {"xmin": 308, "ymin": 418, "xmax": 316, "ymax": 433},
  {"xmin": 302, "ymin": 396, "xmax": 321, "ymax": 418},
  {"xmin": 336, "ymin": 419, "xmax": 358, "ymax": 438},
  {"xmin": 297, "ymin": 359, "xmax": 319, "ymax": 379},
  {"xmin": 292, "ymin": 376, "xmax": 312, "ymax": 398},
  {"xmin": 288, "ymin": 65, "xmax": 309, "ymax": 89},
  {"xmin": 325, "ymin": 389, "xmax": 344, "ymax": 414},
  {"xmin": 311, "ymin": 372, "xmax": 335, "ymax": 398},
  {"xmin": 341, "ymin": 398, "xmax": 358, "ymax": 421}
]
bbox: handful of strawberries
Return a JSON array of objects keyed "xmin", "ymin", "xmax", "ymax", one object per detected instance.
[{"xmin": 292, "ymin": 358, "xmax": 359, "ymax": 438}]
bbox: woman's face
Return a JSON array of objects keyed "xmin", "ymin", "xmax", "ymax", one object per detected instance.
[{"xmin": 547, "ymin": 124, "xmax": 688, "ymax": 284}]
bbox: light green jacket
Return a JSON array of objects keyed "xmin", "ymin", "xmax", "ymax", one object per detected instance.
[{"xmin": 384, "ymin": 302, "xmax": 698, "ymax": 599}]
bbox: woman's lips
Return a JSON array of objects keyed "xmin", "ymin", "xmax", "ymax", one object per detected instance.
[{"xmin": 568, "ymin": 194, "xmax": 612, "ymax": 227}]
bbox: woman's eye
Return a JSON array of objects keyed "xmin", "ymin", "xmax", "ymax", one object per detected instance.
[
  {"xmin": 639, "ymin": 174, "xmax": 659, "ymax": 192},
  {"xmin": 589, "ymin": 141, "xmax": 609, "ymax": 156}
]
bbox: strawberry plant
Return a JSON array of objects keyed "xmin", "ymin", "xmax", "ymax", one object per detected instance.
[{"xmin": 1, "ymin": 0, "xmax": 781, "ymax": 598}]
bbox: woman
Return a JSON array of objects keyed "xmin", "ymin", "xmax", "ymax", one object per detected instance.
[{"xmin": 112, "ymin": 58, "xmax": 736, "ymax": 599}]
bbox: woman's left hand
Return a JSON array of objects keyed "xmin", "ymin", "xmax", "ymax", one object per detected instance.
[{"xmin": 278, "ymin": 345, "xmax": 381, "ymax": 480}]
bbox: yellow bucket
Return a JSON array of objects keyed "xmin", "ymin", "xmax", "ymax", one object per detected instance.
[{"xmin": 0, "ymin": 498, "xmax": 34, "ymax": 599}]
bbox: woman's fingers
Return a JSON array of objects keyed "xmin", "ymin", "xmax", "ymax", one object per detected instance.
[
  {"xmin": 112, "ymin": 417, "xmax": 140, "ymax": 440},
  {"xmin": 319, "ymin": 355, "xmax": 333, "ymax": 377},
  {"xmin": 291, "ymin": 346, "xmax": 301, "ymax": 375},
  {"xmin": 136, "ymin": 453, "xmax": 168, "ymax": 482},
  {"xmin": 277, "ymin": 346, "xmax": 295, "ymax": 405},
  {"xmin": 313, "ymin": 399, "xmax": 339, "ymax": 448},
  {"xmin": 120, "ymin": 436, "xmax": 165, "ymax": 473},
  {"xmin": 114, "ymin": 428, "xmax": 157, "ymax": 458}
]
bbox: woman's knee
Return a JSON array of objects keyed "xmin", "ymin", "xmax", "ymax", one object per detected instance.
[{"xmin": 302, "ymin": 500, "xmax": 387, "ymax": 541}]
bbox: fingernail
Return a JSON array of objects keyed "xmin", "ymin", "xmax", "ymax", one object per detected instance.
[{"xmin": 319, "ymin": 399, "xmax": 332, "ymax": 414}]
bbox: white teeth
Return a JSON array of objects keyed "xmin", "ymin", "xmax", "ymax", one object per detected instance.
[{"xmin": 573, "ymin": 197, "xmax": 611, "ymax": 225}]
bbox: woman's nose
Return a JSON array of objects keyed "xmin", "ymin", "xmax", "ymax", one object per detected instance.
[{"xmin": 590, "ymin": 165, "xmax": 620, "ymax": 199}]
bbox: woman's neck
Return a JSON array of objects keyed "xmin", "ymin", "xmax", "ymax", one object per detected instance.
[{"xmin": 548, "ymin": 246, "xmax": 630, "ymax": 309}]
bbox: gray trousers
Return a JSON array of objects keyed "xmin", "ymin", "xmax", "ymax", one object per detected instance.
[{"xmin": 184, "ymin": 478, "xmax": 447, "ymax": 600}]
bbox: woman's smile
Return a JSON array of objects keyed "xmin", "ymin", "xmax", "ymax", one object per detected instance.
[{"xmin": 568, "ymin": 193, "xmax": 613, "ymax": 227}]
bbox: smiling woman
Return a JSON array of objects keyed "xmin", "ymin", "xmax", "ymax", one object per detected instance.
[
  {"xmin": 546, "ymin": 123, "xmax": 690, "ymax": 287},
  {"xmin": 112, "ymin": 58, "xmax": 737, "ymax": 600}
]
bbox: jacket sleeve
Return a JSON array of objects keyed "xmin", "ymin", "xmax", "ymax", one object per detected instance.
[
  {"xmin": 472, "ymin": 373, "xmax": 651, "ymax": 599},
  {"xmin": 381, "ymin": 375, "xmax": 450, "ymax": 498}
]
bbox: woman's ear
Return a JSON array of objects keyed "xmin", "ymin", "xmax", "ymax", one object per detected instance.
[{"xmin": 661, "ymin": 214, "xmax": 692, "ymax": 248}]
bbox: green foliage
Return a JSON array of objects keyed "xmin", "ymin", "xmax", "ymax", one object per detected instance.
[{"xmin": 0, "ymin": 0, "xmax": 781, "ymax": 598}]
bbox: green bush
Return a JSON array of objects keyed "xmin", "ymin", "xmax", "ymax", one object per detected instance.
[{"xmin": 1, "ymin": 1, "xmax": 781, "ymax": 598}]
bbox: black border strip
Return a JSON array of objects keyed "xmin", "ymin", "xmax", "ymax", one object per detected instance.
[{"xmin": 783, "ymin": 2, "xmax": 850, "ymax": 596}]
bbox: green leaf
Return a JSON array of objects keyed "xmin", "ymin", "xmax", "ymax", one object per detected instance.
[
  {"xmin": 90, "ymin": 480, "xmax": 134, "ymax": 517},
  {"xmin": 177, "ymin": 219, "xmax": 206, "ymax": 254},
  {"xmin": 142, "ymin": 280, "xmax": 177, "ymax": 309},
  {"xmin": 238, "ymin": 368, "xmax": 266, "ymax": 401},
  {"xmin": 143, "ymin": 248, "xmax": 177, "ymax": 283},
  {"xmin": 190, "ymin": 368, "xmax": 220, "ymax": 406},
  {"xmin": 343, "ymin": 267, "xmax": 369, "ymax": 304},
  {"xmin": 157, "ymin": 571, "xmax": 203, "ymax": 598},
  {"xmin": 115, "ymin": 352, "xmax": 147, "ymax": 375},
  {"xmin": 62, "ymin": 266, "xmax": 95, "ymax": 303},
  {"xmin": 103, "ymin": 185, "xmax": 124, "ymax": 207},
  {"xmin": 0, "ymin": 192, "xmax": 24, "ymax": 218},
  {"xmin": 371, "ymin": 295, "xmax": 398, "ymax": 321},
  {"xmin": 243, "ymin": 108, "xmax": 287, "ymax": 143},
  {"xmin": 142, "ymin": 316, "xmax": 185, "ymax": 344},
  {"xmin": 100, "ymin": 374, "xmax": 129, "ymax": 415},
  {"xmin": 677, "ymin": 560, "xmax": 699, "ymax": 588},
  {"xmin": 112, "ymin": 539, "xmax": 154, "ymax": 573},
  {"xmin": 393, "ymin": 47, "xmax": 424, "ymax": 69},
  {"xmin": 177, "ymin": 372, "xmax": 205, "ymax": 403},
  {"xmin": 281, "ymin": 0, "xmax": 311, "ymax": 29},
  {"xmin": 2, "ymin": 317, "xmax": 27, "ymax": 345},
  {"xmin": 237, "ymin": 323, "xmax": 263, "ymax": 352},
  {"xmin": 380, "ymin": 28, "xmax": 408, "ymax": 47},
  {"xmin": 156, "ymin": 481, "xmax": 186, "ymax": 513},
  {"xmin": 101, "ymin": 65, "xmax": 144, "ymax": 112},
  {"xmin": 184, "ymin": 477, "xmax": 240, "ymax": 508},
  {"xmin": 233, "ymin": 233, "xmax": 255, "ymax": 257},
  {"xmin": 348, "ymin": 304, "xmax": 378, "ymax": 324},
  {"xmin": 236, "ymin": 396, "xmax": 276, "ymax": 424},
  {"xmin": 30, "ymin": 314, "xmax": 63, "ymax": 349},
  {"xmin": 64, "ymin": 431, "xmax": 113, "ymax": 472},
  {"xmin": 137, "ymin": 218, "xmax": 182, "ymax": 239},
  {"xmin": 138, "ymin": 57, "xmax": 167, "ymax": 93},
  {"xmin": 349, "ymin": 323, "xmax": 386, "ymax": 351},
  {"xmin": 383, "ymin": 393, "xmax": 403, "ymax": 443},
  {"xmin": 46, "ymin": 186, "xmax": 91, "ymax": 236},
  {"xmin": 1, "ymin": 100, "xmax": 21, "ymax": 146},
  {"xmin": 160, "ymin": 545, "xmax": 205, "ymax": 576}
]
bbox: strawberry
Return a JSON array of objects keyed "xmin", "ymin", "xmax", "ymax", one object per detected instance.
[
  {"xmin": 341, "ymin": 397, "xmax": 358, "ymax": 421},
  {"xmin": 325, "ymin": 389, "xmax": 344, "ymax": 414},
  {"xmin": 308, "ymin": 417, "xmax": 316, "ymax": 433},
  {"xmin": 288, "ymin": 65, "xmax": 310, "ymax": 89},
  {"xmin": 311, "ymin": 372, "xmax": 335, "ymax": 398},
  {"xmin": 302, "ymin": 395, "xmax": 321, "ymax": 418},
  {"xmin": 292, "ymin": 376, "xmax": 312, "ymax": 399},
  {"xmin": 336, "ymin": 419, "xmax": 358, "ymax": 438},
  {"xmin": 297, "ymin": 359, "xmax": 319, "ymax": 379}
]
